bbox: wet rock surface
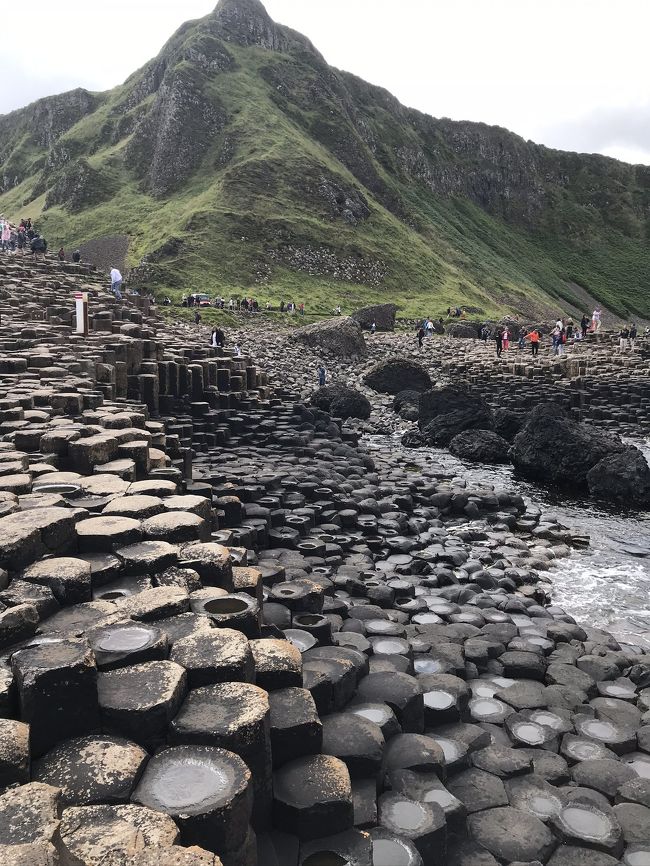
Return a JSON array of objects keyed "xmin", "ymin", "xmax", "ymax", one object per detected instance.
[{"xmin": 0, "ymin": 253, "xmax": 648, "ymax": 864}]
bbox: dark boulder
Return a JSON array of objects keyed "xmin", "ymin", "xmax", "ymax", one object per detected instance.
[
  {"xmin": 587, "ymin": 447, "xmax": 650, "ymax": 507},
  {"xmin": 449, "ymin": 430, "xmax": 511, "ymax": 464},
  {"xmin": 401, "ymin": 429, "xmax": 426, "ymax": 448},
  {"xmin": 291, "ymin": 317, "xmax": 366, "ymax": 358},
  {"xmin": 352, "ymin": 304, "xmax": 398, "ymax": 332},
  {"xmin": 447, "ymin": 323, "xmax": 480, "ymax": 339},
  {"xmin": 493, "ymin": 408, "xmax": 528, "ymax": 443},
  {"xmin": 418, "ymin": 386, "xmax": 494, "ymax": 447},
  {"xmin": 311, "ymin": 385, "xmax": 371, "ymax": 421},
  {"xmin": 393, "ymin": 390, "xmax": 420, "ymax": 421},
  {"xmin": 511, "ymin": 403, "xmax": 626, "ymax": 487},
  {"xmin": 330, "ymin": 391, "xmax": 371, "ymax": 421},
  {"xmin": 364, "ymin": 359, "xmax": 432, "ymax": 396}
]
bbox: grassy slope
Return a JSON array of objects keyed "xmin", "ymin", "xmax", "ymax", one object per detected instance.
[{"xmin": 1, "ymin": 30, "xmax": 649, "ymax": 322}]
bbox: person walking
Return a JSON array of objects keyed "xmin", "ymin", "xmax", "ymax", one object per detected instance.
[
  {"xmin": 317, "ymin": 364, "xmax": 326, "ymax": 386},
  {"xmin": 592, "ymin": 308, "xmax": 602, "ymax": 332},
  {"xmin": 552, "ymin": 325, "xmax": 561, "ymax": 356},
  {"xmin": 110, "ymin": 267, "xmax": 123, "ymax": 299},
  {"xmin": 0, "ymin": 221, "xmax": 10, "ymax": 252},
  {"xmin": 502, "ymin": 327, "xmax": 510, "ymax": 351},
  {"xmin": 417, "ymin": 326, "xmax": 425, "ymax": 348},
  {"xmin": 370, "ymin": 321, "xmax": 376, "ymax": 334},
  {"xmin": 619, "ymin": 324, "xmax": 629, "ymax": 351},
  {"xmin": 72, "ymin": 249, "xmax": 81, "ymax": 263},
  {"xmin": 630, "ymin": 323, "xmax": 637, "ymax": 349},
  {"xmin": 194, "ymin": 310, "xmax": 202, "ymax": 325},
  {"xmin": 581, "ymin": 314, "xmax": 589, "ymax": 339},
  {"xmin": 57, "ymin": 247, "xmax": 65, "ymax": 261},
  {"xmin": 16, "ymin": 227, "xmax": 26, "ymax": 256},
  {"xmin": 425, "ymin": 318, "xmax": 434, "ymax": 337},
  {"xmin": 495, "ymin": 329, "xmax": 503, "ymax": 358},
  {"xmin": 526, "ymin": 328, "xmax": 540, "ymax": 357}
]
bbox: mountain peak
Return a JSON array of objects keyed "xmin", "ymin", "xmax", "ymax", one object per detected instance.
[{"xmin": 211, "ymin": 0, "xmax": 278, "ymax": 47}]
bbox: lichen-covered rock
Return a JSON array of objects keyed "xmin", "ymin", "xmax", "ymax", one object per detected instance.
[{"xmin": 292, "ymin": 317, "xmax": 366, "ymax": 358}]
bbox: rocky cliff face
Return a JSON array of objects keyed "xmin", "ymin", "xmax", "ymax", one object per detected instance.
[{"xmin": 1, "ymin": 0, "xmax": 649, "ymax": 318}]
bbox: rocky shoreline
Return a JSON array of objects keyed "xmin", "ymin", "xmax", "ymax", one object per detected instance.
[{"xmin": 0, "ymin": 257, "xmax": 649, "ymax": 866}]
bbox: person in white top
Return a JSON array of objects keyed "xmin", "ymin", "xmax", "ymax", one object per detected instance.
[
  {"xmin": 592, "ymin": 308, "xmax": 601, "ymax": 331},
  {"xmin": 110, "ymin": 268, "xmax": 122, "ymax": 300}
]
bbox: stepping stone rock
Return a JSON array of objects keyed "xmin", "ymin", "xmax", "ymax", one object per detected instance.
[
  {"xmin": 170, "ymin": 629, "xmax": 254, "ymax": 688},
  {"xmin": 268, "ymin": 687, "xmax": 322, "ymax": 767},
  {"xmin": 21, "ymin": 556, "xmax": 92, "ymax": 604},
  {"xmin": 550, "ymin": 798, "xmax": 623, "ymax": 857},
  {"xmin": 321, "ymin": 712, "xmax": 385, "ymax": 778},
  {"xmin": 0, "ymin": 719, "xmax": 30, "ymax": 792},
  {"xmin": 33, "ymin": 734, "xmax": 148, "ymax": 806},
  {"xmin": 0, "ymin": 782, "xmax": 61, "ymax": 846},
  {"xmin": 99, "ymin": 660, "xmax": 187, "ymax": 749},
  {"xmin": 132, "ymin": 745, "xmax": 252, "ymax": 855},
  {"xmin": 377, "ymin": 792, "xmax": 446, "ymax": 864},
  {"xmin": 446, "ymin": 768, "xmax": 509, "ymax": 814},
  {"xmin": 273, "ymin": 754, "xmax": 353, "ymax": 840},
  {"xmin": 58, "ymin": 803, "xmax": 179, "ymax": 864},
  {"xmin": 468, "ymin": 805, "xmax": 556, "ymax": 862}
]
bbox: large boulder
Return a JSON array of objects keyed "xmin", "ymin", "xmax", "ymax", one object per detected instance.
[
  {"xmin": 291, "ymin": 317, "xmax": 366, "ymax": 358},
  {"xmin": 493, "ymin": 408, "xmax": 528, "ymax": 443},
  {"xmin": 417, "ymin": 386, "xmax": 494, "ymax": 446},
  {"xmin": 393, "ymin": 390, "xmax": 420, "ymax": 421},
  {"xmin": 311, "ymin": 385, "xmax": 371, "ymax": 420},
  {"xmin": 364, "ymin": 359, "xmax": 432, "ymax": 395},
  {"xmin": 449, "ymin": 430, "xmax": 511, "ymax": 464},
  {"xmin": 352, "ymin": 304, "xmax": 398, "ymax": 331},
  {"xmin": 511, "ymin": 403, "xmax": 626, "ymax": 487},
  {"xmin": 587, "ymin": 447, "xmax": 650, "ymax": 507},
  {"xmin": 447, "ymin": 323, "xmax": 480, "ymax": 339}
]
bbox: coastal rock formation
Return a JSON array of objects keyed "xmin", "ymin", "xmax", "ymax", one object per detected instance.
[
  {"xmin": 364, "ymin": 358, "xmax": 432, "ymax": 395},
  {"xmin": 449, "ymin": 429, "xmax": 511, "ymax": 464},
  {"xmin": 587, "ymin": 447, "xmax": 650, "ymax": 507},
  {"xmin": 417, "ymin": 385, "xmax": 494, "ymax": 446},
  {"xmin": 511, "ymin": 403, "xmax": 627, "ymax": 487},
  {"xmin": 352, "ymin": 304, "xmax": 398, "ymax": 332},
  {"xmin": 311, "ymin": 384, "xmax": 371, "ymax": 420},
  {"xmin": 291, "ymin": 317, "xmax": 366, "ymax": 358}
]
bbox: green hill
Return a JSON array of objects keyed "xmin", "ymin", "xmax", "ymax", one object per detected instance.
[{"xmin": 1, "ymin": 0, "xmax": 649, "ymax": 320}]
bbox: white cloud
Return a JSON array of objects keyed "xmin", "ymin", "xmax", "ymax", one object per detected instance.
[{"xmin": 2, "ymin": 0, "xmax": 649, "ymax": 164}]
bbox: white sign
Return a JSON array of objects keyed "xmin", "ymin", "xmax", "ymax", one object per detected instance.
[{"xmin": 75, "ymin": 292, "xmax": 88, "ymax": 335}]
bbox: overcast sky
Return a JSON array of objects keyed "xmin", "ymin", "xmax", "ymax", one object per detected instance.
[{"xmin": 4, "ymin": 0, "xmax": 650, "ymax": 165}]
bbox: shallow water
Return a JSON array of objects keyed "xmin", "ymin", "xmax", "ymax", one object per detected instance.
[{"xmin": 367, "ymin": 435, "xmax": 650, "ymax": 648}]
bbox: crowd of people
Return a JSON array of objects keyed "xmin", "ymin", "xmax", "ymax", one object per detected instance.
[{"xmin": 182, "ymin": 295, "xmax": 309, "ymax": 315}]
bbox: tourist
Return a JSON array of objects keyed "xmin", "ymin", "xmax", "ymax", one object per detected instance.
[
  {"xmin": 425, "ymin": 318, "xmax": 434, "ymax": 337},
  {"xmin": 502, "ymin": 327, "xmax": 510, "ymax": 351},
  {"xmin": 592, "ymin": 308, "xmax": 602, "ymax": 332},
  {"xmin": 480, "ymin": 325, "xmax": 490, "ymax": 342},
  {"xmin": 233, "ymin": 343, "xmax": 242, "ymax": 356},
  {"xmin": 30, "ymin": 234, "xmax": 47, "ymax": 261},
  {"xmin": 16, "ymin": 227, "xmax": 26, "ymax": 256},
  {"xmin": 0, "ymin": 221, "xmax": 10, "ymax": 251},
  {"xmin": 495, "ymin": 329, "xmax": 503, "ymax": 358},
  {"xmin": 525, "ymin": 328, "xmax": 540, "ymax": 357},
  {"xmin": 317, "ymin": 364, "xmax": 326, "ymax": 386},
  {"xmin": 57, "ymin": 247, "xmax": 65, "ymax": 261},
  {"xmin": 299, "ymin": 303, "xmax": 305, "ymax": 316},
  {"xmin": 566, "ymin": 319, "xmax": 574, "ymax": 339},
  {"xmin": 417, "ymin": 326, "xmax": 425, "ymax": 348},
  {"xmin": 266, "ymin": 301, "xmax": 271, "ymax": 311},
  {"xmin": 555, "ymin": 317, "xmax": 563, "ymax": 331},
  {"xmin": 581, "ymin": 314, "xmax": 589, "ymax": 338},
  {"xmin": 210, "ymin": 327, "xmax": 225, "ymax": 348},
  {"xmin": 619, "ymin": 324, "xmax": 629, "ymax": 351},
  {"xmin": 518, "ymin": 332, "xmax": 526, "ymax": 350},
  {"xmin": 630, "ymin": 323, "xmax": 637, "ymax": 349},
  {"xmin": 551, "ymin": 325, "xmax": 561, "ymax": 355},
  {"xmin": 110, "ymin": 267, "xmax": 123, "ymax": 299},
  {"xmin": 194, "ymin": 310, "xmax": 201, "ymax": 325},
  {"xmin": 336, "ymin": 305, "xmax": 341, "ymax": 315},
  {"xmin": 72, "ymin": 249, "xmax": 81, "ymax": 263},
  {"xmin": 280, "ymin": 301, "xmax": 285, "ymax": 313},
  {"xmin": 370, "ymin": 321, "xmax": 376, "ymax": 334}
]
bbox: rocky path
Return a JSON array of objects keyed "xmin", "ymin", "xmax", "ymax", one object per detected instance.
[{"xmin": 0, "ymin": 260, "xmax": 649, "ymax": 865}]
